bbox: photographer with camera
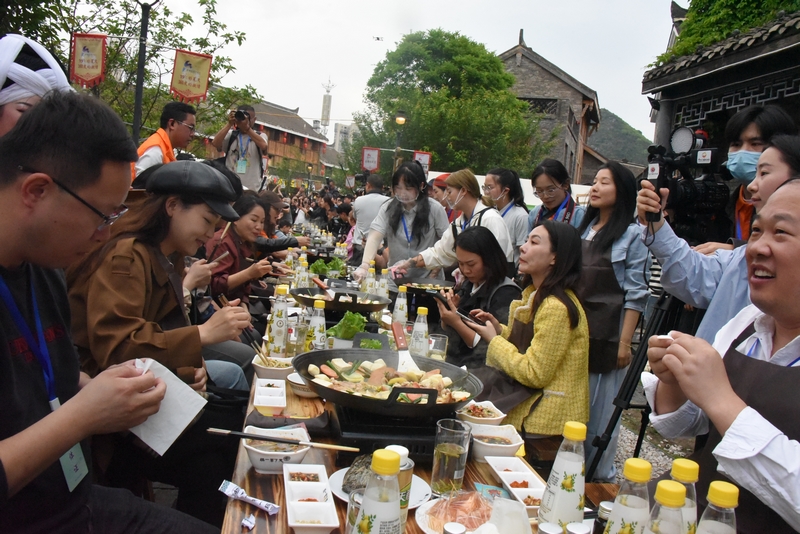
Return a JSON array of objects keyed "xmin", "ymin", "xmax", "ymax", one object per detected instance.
[
  {"xmin": 211, "ymin": 104, "xmax": 269, "ymax": 192},
  {"xmin": 638, "ymin": 133, "xmax": 800, "ymax": 344}
]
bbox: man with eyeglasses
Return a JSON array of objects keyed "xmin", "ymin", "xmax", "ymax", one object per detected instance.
[
  {"xmin": 0, "ymin": 91, "xmax": 217, "ymax": 533},
  {"xmin": 211, "ymin": 104, "xmax": 269, "ymax": 191},
  {"xmin": 132, "ymin": 101, "xmax": 197, "ymax": 180}
]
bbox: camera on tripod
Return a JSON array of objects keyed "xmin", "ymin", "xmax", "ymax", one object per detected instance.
[{"xmin": 646, "ymin": 127, "xmax": 732, "ymax": 245}]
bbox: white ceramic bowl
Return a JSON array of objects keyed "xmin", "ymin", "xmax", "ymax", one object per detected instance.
[
  {"xmin": 456, "ymin": 400, "xmax": 506, "ymax": 425},
  {"xmin": 252, "ymin": 355, "xmax": 294, "ymax": 380},
  {"xmin": 287, "ymin": 372, "xmax": 319, "ymax": 398},
  {"xmin": 242, "ymin": 425, "xmax": 310, "ymax": 474},
  {"xmin": 284, "ymin": 464, "xmax": 338, "ymax": 534},
  {"xmin": 253, "ymin": 388, "xmax": 287, "ymax": 416},
  {"xmin": 469, "ymin": 423, "xmax": 524, "ymax": 462}
]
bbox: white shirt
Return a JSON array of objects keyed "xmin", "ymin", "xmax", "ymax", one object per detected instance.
[
  {"xmin": 134, "ymin": 146, "xmax": 164, "ymax": 177},
  {"xmin": 641, "ymin": 304, "xmax": 800, "ymax": 530},
  {"xmin": 500, "ymin": 204, "xmax": 529, "ymax": 265},
  {"xmin": 420, "ymin": 201, "xmax": 513, "ymax": 269},
  {"xmin": 353, "ymin": 192, "xmax": 390, "ymax": 244}
]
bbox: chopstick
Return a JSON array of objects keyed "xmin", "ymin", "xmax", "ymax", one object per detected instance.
[
  {"xmin": 217, "ymin": 294, "xmax": 267, "ymax": 361},
  {"xmin": 207, "ymin": 428, "xmax": 360, "ymax": 452},
  {"xmin": 207, "ymin": 222, "xmax": 233, "ymax": 259}
]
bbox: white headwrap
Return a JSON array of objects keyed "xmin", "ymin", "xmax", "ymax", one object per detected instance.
[{"xmin": 0, "ymin": 34, "xmax": 71, "ymax": 106}]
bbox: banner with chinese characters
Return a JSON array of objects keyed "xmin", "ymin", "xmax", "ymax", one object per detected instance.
[
  {"xmin": 361, "ymin": 147, "xmax": 380, "ymax": 172},
  {"xmin": 413, "ymin": 151, "xmax": 432, "ymax": 177},
  {"xmin": 70, "ymin": 33, "xmax": 107, "ymax": 87},
  {"xmin": 169, "ymin": 49, "xmax": 212, "ymax": 103}
]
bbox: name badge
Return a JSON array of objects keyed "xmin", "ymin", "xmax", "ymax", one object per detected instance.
[
  {"xmin": 237, "ymin": 159, "xmax": 248, "ymax": 174},
  {"xmin": 59, "ymin": 443, "xmax": 89, "ymax": 492}
]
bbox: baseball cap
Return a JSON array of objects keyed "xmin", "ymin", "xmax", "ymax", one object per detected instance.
[
  {"xmin": 146, "ymin": 160, "xmax": 240, "ymax": 221},
  {"xmin": 433, "ymin": 173, "xmax": 450, "ymax": 189},
  {"xmin": 260, "ymin": 191, "xmax": 289, "ymax": 210}
]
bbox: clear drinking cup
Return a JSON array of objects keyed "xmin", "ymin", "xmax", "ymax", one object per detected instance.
[
  {"xmin": 428, "ymin": 334, "xmax": 448, "ymax": 361},
  {"xmin": 430, "ymin": 419, "xmax": 471, "ymax": 496},
  {"xmin": 286, "ymin": 320, "xmax": 310, "ymax": 357},
  {"xmin": 345, "ymin": 489, "xmax": 364, "ymax": 534}
]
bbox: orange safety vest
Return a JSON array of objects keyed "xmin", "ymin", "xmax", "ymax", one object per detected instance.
[{"xmin": 130, "ymin": 128, "xmax": 176, "ymax": 182}]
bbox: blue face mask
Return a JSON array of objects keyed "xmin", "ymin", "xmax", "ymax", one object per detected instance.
[{"xmin": 726, "ymin": 150, "xmax": 760, "ymax": 183}]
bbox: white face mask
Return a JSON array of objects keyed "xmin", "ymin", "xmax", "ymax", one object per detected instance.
[
  {"xmin": 395, "ymin": 191, "xmax": 418, "ymax": 204},
  {"xmin": 447, "ymin": 189, "xmax": 465, "ymax": 209},
  {"xmin": 492, "ymin": 190, "xmax": 507, "ymax": 203}
]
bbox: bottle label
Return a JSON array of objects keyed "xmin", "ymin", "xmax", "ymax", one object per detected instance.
[
  {"xmin": 354, "ymin": 499, "xmax": 400, "ymax": 534},
  {"xmin": 538, "ymin": 451, "xmax": 585, "ymax": 527},
  {"xmin": 409, "ymin": 325, "xmax": 428, "ymax": 357},
  {"xmin": 268, "ymin": 301, "xmax": 288, "ymax": 356}
]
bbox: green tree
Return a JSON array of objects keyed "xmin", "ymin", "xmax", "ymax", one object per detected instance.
[
  {"xmin": 656, "ymin": 0, "xmax": 800, "ymax": 64},
  {"xmin": 353, "ymin": 29, "xmax": 552, "ymax": 176},
  {"xmin": 0, "ymin": 1, "xmax": 71, "ymax": 54}
]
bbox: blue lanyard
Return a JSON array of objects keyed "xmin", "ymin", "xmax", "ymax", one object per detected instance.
[
  {"xmin": 746, "ymin": 337, "xmax": 800, "ymax": 367},
  {"xmin": 552, "ymin": 195, "xmax": 570, "ymax": 221},
  {"xmin": 401, "ymin": 215, "xmax": 412, "ymax": 244},
  {"xmin": 735, "ymin": 216, "xmax": 742, "ymax": 241},
  {"xmin": 500, "ymin": 203, "xmax": 514, "ymax": 218},
  {"xmin": 237, "ymin": 133, "xmax": 251, "ymax": 158},
  {"xmin": 461, "ymin": 211, "xmax": 475, "ymax": 231},
  {"xmin": 0, "ymin": 272, "xmax": 57, "ymax": 402}
]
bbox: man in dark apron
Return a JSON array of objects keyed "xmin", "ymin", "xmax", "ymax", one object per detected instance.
[{"xmin": 644, "ymin": 182, "xmax": 800, "ymax": 532}]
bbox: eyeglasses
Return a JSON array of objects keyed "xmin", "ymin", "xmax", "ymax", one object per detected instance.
[
  {"xmin": 482, "ymin": 184, "xmax": 497, "ymax": 193},
  {"xmin": 533, "ymin": 185, "xmax": 562, "ymax": 199},
  {"xmin": 17, "ymin": 166, "xmax": 128, "ymax": 231},
  {"xmin": 176, "ymin": 120, "xmax": 196, "ymax": 133}
]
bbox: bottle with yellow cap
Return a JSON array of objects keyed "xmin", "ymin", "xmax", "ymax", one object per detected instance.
[
  {"xmin": 409, "ymin": 307, "xmax": 429, "ymax": 357},
  {"xmin": 267, "ymin": 284, "xmax": 290, "ymax": 357},
  {"xmin": 538, "ymin": 421, "xmax": 586, "ymax": 527},
  {"xmin": 308, "ymin": 299, "xmax": 327, "ymax": 350},
  {"xmin": 696, "ymin": 481, "xmax": 738, "ymax": 534},
  {"xmin": 670, "ymin": 458, "xmax": 699, "ymax": 533},
  {"xmin": 299, "ymin": 245, "xmax": 308, "ymax": 264},
  {"xmin": 354, "ymin": 449, "xmax": 401, "ymax": 534},
  {"xmin": 644, "ymin": 480, "xmax": 686, "ymax": 534},
  {"xmin": 606, "ymin": 458, "xmax": 652, "ymax": 534},
  {"xmin": 361, "ymin": 267, "xmax": 376, "ymax": 295},
  {"xmin": 392, "ymin": 286, "xmax": 408, "ymax": 324},
  {"xmin": 285, "ymin": 247, "xmax": 294, "ymax": 270},
  {"xmin": 295, "ymin": 260, "xmax": 310, "ymax": 288}
]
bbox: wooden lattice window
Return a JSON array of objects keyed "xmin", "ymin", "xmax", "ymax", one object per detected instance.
[{"xmin": 520, "ymin": 98, "xmax": 558, "ymax": 115}]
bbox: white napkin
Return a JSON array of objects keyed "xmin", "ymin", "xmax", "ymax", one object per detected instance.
[{"xmin": 130, "ymin": 358, "xmax": 207, "ymax": 456}]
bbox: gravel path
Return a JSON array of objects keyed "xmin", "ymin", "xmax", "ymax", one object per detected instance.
[{"xmin": 612, "ymin": 421, "xmax": 675, "ymax": 483}]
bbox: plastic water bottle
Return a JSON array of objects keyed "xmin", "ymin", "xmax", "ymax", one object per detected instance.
[
  {"xmin": 605, "ymin": 458, "xmax": 652, "ymax": 534},
  {"xmin": 379, "ymin": 269, "xmax": 390, "ymax": 298},
  {"xmin": 267, "ymin": 284, "xmax": 289, "ymax": 357},
  {"xmin": 309, "ymin": 300, "xmax": 327, "ymax": 350},
  {"xmin": 285, "ymin": 247, "xmax": 294, "ymax": 270},
  {"xmin": 393, "ymin": 286, "xmax": 408, "ymax": 324},
  {"xmin": 296, "ymin": 261, "xmax": 310, "ymax": 288},
  {"xmin": 696, "ymin": 481, "xmax": 738, "ymax": 534},
  {"xmin": 538, "ymin": 421, "xmax": 586, "ymax": 527},
  {"xmin": 409, "ymin": 307, "xmax": 429, "ymax": 357},
  {"xmin": 362, "ymin": 268, "xmax": 376, "ymax": 295},
  {"xmin": 354, "ymin": 449, "xmax": 401, "ymax": 534},
  {"xmin": 644, "ymin": 480, "xmax": 686, "ymax": 534},
  {"xmin": 299, "ymin": 246, "xmax": 308, "ymax": 264},
  {"xmin": 670, "ymin": 458, "xmax": 699, "ymax": 534}
]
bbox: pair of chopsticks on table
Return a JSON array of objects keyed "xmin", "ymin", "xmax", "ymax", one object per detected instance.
[
  {"xmin": 207, "ymin": 428, "xmax": 359, "ymax": 452},
  {"xmin": 216, "ymin": 293, "xmax": 263, "ymax": 356}
]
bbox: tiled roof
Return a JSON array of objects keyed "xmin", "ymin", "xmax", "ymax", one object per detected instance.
[
  {"xmin": 643, "ymin": 10, "xmax": 800, "ymax": 83},
  {"xmin": 251, "ymin": 101, "xmax": 328, "ymax": 144}
]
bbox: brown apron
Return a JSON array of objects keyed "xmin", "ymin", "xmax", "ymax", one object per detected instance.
[
  {"xmin": 575, "ymin": 240, "xmax": 624, "ymax": 374},
  {"xmin": 692, "ymin": 324, "xmax": 800, "ymax": 533},
  {"xmin": 473, "ymin": 315, "xmax": 540, "ymax": 414}
]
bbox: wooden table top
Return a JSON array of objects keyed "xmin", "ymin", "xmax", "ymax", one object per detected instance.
[{"xmin": 221, "ymin": 383, "xmax": 617, "ymax": 534}]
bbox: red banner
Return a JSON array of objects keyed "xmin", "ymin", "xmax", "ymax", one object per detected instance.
[
  {"xmin": 169, "ymin": 49, "xmax": 212, "ymax": 103},
  {"xmin": 70, "ymin": 33, "xmax": 107, "ymax": 88}
]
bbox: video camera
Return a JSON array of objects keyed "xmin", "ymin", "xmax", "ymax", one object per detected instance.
[{"xmin": 646, "ymin": 127, "xmax": 732, "ymax": 245}]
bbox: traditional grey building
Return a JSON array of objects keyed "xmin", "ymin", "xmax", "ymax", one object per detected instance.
[{"xmin": 499, "ymin": 30, "xmax": 601, "ymax": 184}]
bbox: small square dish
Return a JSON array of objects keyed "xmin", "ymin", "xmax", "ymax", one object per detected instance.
[
  {"xmin": 456, "ymin": 400, "xmax": 506, "ymax": 425},
  {"xmin": 283, "ymin": 465, "xmax": 338, "ymax": 534}
]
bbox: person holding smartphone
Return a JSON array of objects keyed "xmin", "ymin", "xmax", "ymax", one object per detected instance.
[
  {"xmin": 468, "ymin": 221, "xmax": 590, "ymax": 438},
  {"xmin": 433, "ymin": 227, "xmax": 520, "ymax": 368}
]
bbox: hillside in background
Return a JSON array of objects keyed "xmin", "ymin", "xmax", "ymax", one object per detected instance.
[{"xmin": 588, "ymin": 108, "xmax": 652, "ymax": 166}]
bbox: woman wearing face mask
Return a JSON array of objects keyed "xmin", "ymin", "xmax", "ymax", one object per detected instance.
[
  {"xmin": 527, "ymin": 159, "xmax": 585, "ymax": 231},
  {"xmin": 395, "ymin": 169, "xmax": 514, "ymax": 276},
  {"xmin": 575, "ymin": 161, "xmax": 649, "ymax": 482},
  {"xmin": 434, "ymin": 226, "xmax": 521, "ymax": 368},
  {"xmin": 354, "ymin": 161, "xmax": 449, "ymax": 284},
  {"xmin": 484, "ymin": 168, "xmax": 529, "ymax": 266},
  {"xmin": 429, "ymin": 174, "xmax": 461, "ymax": 222},
  {"xmin": 467, "ymin": 221, "xmax": 589, "ymax": 439}
]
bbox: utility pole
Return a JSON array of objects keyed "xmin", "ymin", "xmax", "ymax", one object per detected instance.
[{"xmin": 132, "ymin": 0, "xmax": 160, "ymax": 145}]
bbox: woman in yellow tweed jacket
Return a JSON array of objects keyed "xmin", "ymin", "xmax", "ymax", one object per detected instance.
[{"xmin": 470, "ymin": 220, "xmax": 590, "ymax": 436}]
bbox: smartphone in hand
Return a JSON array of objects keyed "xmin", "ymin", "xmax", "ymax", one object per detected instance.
[{"xmin": 457, "ymin": 311, "xmax": 486, "ymax": 326}]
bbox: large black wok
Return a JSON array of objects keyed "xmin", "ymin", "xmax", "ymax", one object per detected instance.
[
  {"xmin": 289, "ymin": 288, "xmax": 390, "ymax": 313},
  {"xmin": 292, "ymin": 349, "xmax": 483, "ymax": 418}
]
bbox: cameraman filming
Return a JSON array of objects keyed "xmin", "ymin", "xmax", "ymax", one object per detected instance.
[
  {"xmin": 638, "ymin": 125, "xmax": 799, "ymax": 346},
  {"xmin": 211, "ymin": 104, "xmax": 269, "ymax": 191}
]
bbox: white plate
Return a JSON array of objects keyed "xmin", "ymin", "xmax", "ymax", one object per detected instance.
[{"xmin": 329, "ymin": 467, "xmax": 431, "ymax": 509}]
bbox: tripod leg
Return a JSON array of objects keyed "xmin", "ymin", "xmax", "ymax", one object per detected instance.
[{"xmin": 633, "ymin": 404, "xmax": 651, "ymax": 458}]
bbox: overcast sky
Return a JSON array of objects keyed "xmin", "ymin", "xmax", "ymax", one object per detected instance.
[{"xmin": 165, "ymin": 0, "xmax": 687, "ymax": 144}]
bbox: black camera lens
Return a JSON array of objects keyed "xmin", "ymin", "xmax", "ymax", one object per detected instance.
[{"xmin": 234, "ymin": 110, "xmax": 249, "ymax": 121}]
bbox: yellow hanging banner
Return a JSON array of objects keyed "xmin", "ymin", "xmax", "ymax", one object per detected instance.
[
  {"xmin": 70, "ymin": 33, "xmax": 107, "ymax": 88},
  {"xmin": 169, "ymin": 49, "xmax": 212, "ymax": 103}
]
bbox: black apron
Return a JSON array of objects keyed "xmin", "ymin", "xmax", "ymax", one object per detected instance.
[
  {"xmin": 575, "ymin": 240, "xmax": 624, "ymax": 374},
  {"xmin": 691, "ymin": 324, "xmax": 800, "ymax": 533},
  {"xmin": 473, "ymin": 312, "xmax": 540, "ymax": 414}
]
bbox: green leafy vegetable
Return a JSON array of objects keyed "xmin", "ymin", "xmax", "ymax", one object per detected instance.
[
  {"xmin": 359, "ymin": 339, "xmax": 383, "ymax": 350},
  {"xmin": 327, "ymin": 256, "xmax": 346, "ymax": 274},
  {"xmin": 326, "ymin": 311, "xmax": 367, "ymax": 340},
  {"xmin": 309, "ymin": 259, "xmax": 329, "ymax": 276}
]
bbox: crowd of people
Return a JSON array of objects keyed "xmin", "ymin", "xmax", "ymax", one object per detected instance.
[{"xmin": 1, "ymin": 31, "xmax": 799, "ymax": 533}]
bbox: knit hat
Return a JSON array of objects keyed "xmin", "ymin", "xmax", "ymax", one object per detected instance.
[{"xmin": 0, "ymin": 35, "xmax": 71, "ymax": 106}]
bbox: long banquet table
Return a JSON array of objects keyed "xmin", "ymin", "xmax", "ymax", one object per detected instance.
[{"xmin": 221, "ymin": 381, "xmax": 617, "ymax": 534}]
